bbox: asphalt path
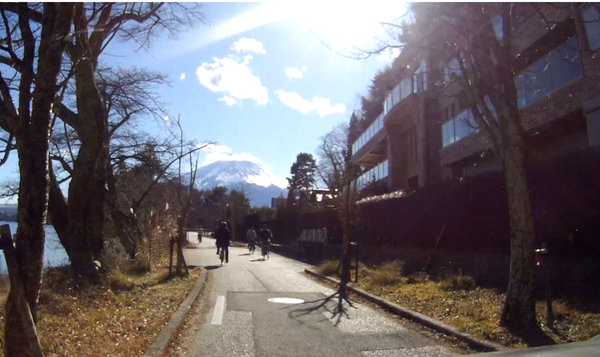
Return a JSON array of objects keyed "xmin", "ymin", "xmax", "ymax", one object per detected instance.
[{"xmin": 176, "ymin": 235, "xmax": 462, "ymax": 357}]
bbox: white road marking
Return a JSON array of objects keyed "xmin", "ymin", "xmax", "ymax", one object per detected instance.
[
  {"xmin": 210, "ymin": 295, "xmax": 226, "ymax": 325},
  {"xmin": 267, "ymin": 297, "xmax": 305, "ymax": 304}
]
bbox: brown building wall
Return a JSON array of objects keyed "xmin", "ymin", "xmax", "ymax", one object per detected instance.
[{"xmin": 440, "ymin": 33, "xmax": 600, "ymax": 168}]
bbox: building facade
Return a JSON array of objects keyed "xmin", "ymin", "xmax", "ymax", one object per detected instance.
[{"xmin": 351, "ymin": 3, "xmax": 600, "ymax": 191}]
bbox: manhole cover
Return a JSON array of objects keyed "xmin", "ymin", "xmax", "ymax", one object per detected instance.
[{"xmin": 268, "ymin": 297, "xmax": 305, "ymax": 304}]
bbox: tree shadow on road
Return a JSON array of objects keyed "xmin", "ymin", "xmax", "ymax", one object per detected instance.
[
  {"xmin": 511, "ymin": 326, "xmax": 557, "ymax": 347},
  {"xmin": 287, "ymin": 290, "xmax": 356, "ymax": 326},
  {"xmin": 204, "ymin": 265, "xmax": 222, "ymax": 270}
]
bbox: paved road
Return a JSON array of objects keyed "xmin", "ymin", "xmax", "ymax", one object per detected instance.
[{"xmin": 177, "ymin": 235, "xmax": 461, "ymax": 357}]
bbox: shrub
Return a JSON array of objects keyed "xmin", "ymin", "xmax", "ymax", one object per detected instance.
[
  {"xmin": 440, "ymin": 271, "xmax": 477, "ymax": 291},
  {"xmin": 369, "ymin": 262, "xmax": 403, "ymax": 286},
  {"xmin": 317, "ymin": 260, "xmax": 339, "ymax": 277},
  {"xmin": 108, "ymin": 273, "xmax": 135, "ymax": 292}
]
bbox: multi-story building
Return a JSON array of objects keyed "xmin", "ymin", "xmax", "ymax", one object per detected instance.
[{"xmin": 352, "ymin": 3, "xmax": 600, "ymax": 191}]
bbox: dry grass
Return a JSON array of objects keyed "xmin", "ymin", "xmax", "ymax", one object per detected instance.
[
  {"xmin": 0, "ymin": 266, "xmax": 199, "ymax": 357},
  {"xmin": 316, "ymin": 260, "xmax": 600, "ymax": 348}
]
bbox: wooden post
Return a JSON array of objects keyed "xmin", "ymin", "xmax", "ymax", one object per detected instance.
[
  {"xmin": 0, "ymin": 224, "xmax": 44, "ymax": 357},
  {"xmin": 425, "ymin": 224, "xmax": 446, "ymax": 273},
  {"xmin": 537, "ymin": 245, "xmax": 554, "ymax": 329}
]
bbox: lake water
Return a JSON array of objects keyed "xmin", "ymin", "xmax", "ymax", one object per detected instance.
[{"xmin": 0, "ymin": 222, "xmax": 69, "ymax": 273}]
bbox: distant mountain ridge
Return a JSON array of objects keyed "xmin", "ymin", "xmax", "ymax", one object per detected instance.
[
  {"xmin": 189, "ymin": 160, "xmax": 287, "ymax": 207},
  {"xmin": 0, "ymin": 204, "xmax": 17, "ymax": 221}
]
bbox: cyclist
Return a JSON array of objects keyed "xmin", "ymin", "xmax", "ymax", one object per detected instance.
[
  {"xmin": 215, "ymin": 221, "xmax": 231, "ymax": 263},
  {"xmin": 258, "ymin": 224, "xmax": 272, "ymax": 260},
  {"xmin": 246, "ymin": 226, "xmax": 257, "ymax": 254}
]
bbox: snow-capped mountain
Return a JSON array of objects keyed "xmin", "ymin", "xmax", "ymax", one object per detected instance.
[{"xmin": 190, "ymin": 160, "xmax": 287, "ymax": 207}]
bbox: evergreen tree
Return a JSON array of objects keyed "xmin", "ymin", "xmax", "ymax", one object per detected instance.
[{"xmin": 287, "ymin": 153, "xmax": 317, "ymax": 193}]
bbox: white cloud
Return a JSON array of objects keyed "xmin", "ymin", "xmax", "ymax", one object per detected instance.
[
  {"xmin": 232, "ymin": 37, "xmax": 266, "ymax": 54},
  {"xmin": 180, "ymin": 73, "xmax": 185, "ymax": 80},
  {"xmin": 301, "ymin": 66, "xmax": 308, "ymax": 71},
  {"xmin": 163, "ymin": 115, "xmax": 169, "ymax": 121},
  {"xmin": 274, "ymin": 90, "xmax": 346, "ymax": 117},
  {"xmin": 376, "ymin": 48, "xmax": 401, "ymax": 63},
  {"xmin": 196, "ymin": 55, "xmax": 268, "ymax": 105},
  {"xmin": 218, "ymin": 96, "xmax": 237, "ymax": 106},
  {"xmin": 285, "ymin": 67, "xmax": 303, "ymax": 79}
]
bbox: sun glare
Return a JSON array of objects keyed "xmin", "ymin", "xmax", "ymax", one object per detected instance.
[{"xmin": 268, "ymin": 1, "xmax": 408, "ymax": 49}]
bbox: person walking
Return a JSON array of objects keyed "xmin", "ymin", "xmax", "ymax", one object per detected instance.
[{"xmin": 215, "ymin": 221, "xmax": 231, "ymax": 263}]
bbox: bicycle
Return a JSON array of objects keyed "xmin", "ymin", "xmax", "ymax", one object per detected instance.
[
  {"xmin": 261, "ymin": 240, "xmax": 270, "ymax": 261},
  {"xmin": 219, "ymin": 248, "xmax": 225, "ymax": 266}
]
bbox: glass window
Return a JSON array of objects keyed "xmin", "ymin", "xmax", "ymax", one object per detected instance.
[
  {"xmin": 514, "ymin": 74, "xmax": 527, "ymax": 109},
  {"xmin": 444, "ymin": 58, "xmax": 461, "ymax": 82},
  {"xmin": 455, "ymin": 110, "xmax": 470, "ymax": 141},
  {"xmin": 467, "ymin": 110, "xmax": 479, "ymax": 133},
  {"xmin": 551, "ymin": 36, "xmax": 582, "ymax": 89},
  {"xmin": 393, "ymin": 85, "xmax": 401, "ymax": 106},
  {"xmin": 583, "ymin": 5, "xmax": 600, "ymax": 50},
  {"xmin": 412, "ymin": 70, "xmax": 420, "ymax": 93},
  {"xmin": 514, "ymin": 36, "xmax": 582, "ymax": 108},
  {"xmin": 524, "ymin": 57, "xmax": 552, "ymax": 104},
  {"xmin": 492, "ymin": 15, "xmax": 503, "ymax": 44},
  {"xmin": 442, "ymin": 120, "xmax": 455, "ymax": 147},
  {"xmin": 401, "ymin": 77, "xmax": 412, "ymax": 100},
  {"xmin": 483, "ymin": 95, "xmax": 498, "ymax": 122},
  {"xmin": 419, "ymin": 60, "xmax": 427, "ymax": 91}
]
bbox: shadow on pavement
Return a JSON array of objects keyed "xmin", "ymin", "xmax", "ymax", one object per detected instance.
[
  {"xmin": 204, "ymin": 265, "xmax": 223, "ymax": 270},
  {"xmin": 250, "ymin": 259, "xmax": 265, "ymax": 262},
  {"xmin": 512, "ymin": 326, "xmax": 557, "ymax": 347},
  {"xmin": 238, "ymin": 253, "xmax": 251, "ymax": 256}
]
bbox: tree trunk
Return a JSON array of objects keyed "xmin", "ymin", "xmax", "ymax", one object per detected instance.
[
  {"xmin": 175, "ymin": 217, "xmax": 188, "ymax": 275},
  {"xmin": 51, "ymin": 6, "xmax": 109, "ymax": 282},
  {"xmin": 499, "ymin": 132, "xmax": 537, "ymax": 331},
  {"xmin": 5, "ymin": 4, "xmax": 74, "ymax": 356},
  {"xmin": 1, "ymin": 225, "xmax": 44, "ymax": 357}
]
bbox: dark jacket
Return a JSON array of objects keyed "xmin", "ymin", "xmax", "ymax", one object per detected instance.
[
  {"xmin": 215, "ymin": 226, "xmax": 232, "ymax": 248},
  {"xmin": 258, "ymin": 228, "xmax": 272, "ymax": 243}
]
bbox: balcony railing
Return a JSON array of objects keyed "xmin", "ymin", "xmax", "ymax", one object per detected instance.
[
  {"xmin": 352, "ymin": 70, "xmax": 427, "ymax": 156},
  {"xmin": 384, "ymin": 72, "xmax": 426, "ymax": 115},
  {"xmin": 356, "ymin": 159, "xmax": 389, "ymax": 190},
  {"xmin": 352, "ymin": 111, "xmax": 384, "ymax": 155}
]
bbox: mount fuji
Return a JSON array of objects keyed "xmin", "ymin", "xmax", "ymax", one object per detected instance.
[{"xmin": 191, "ymin": 160, "xmax": 287, "ymax": 207}]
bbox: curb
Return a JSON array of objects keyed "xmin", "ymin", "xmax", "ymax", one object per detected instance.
[
  {"xmin": 305, "ymin": 269, "xmax": 507, "ymax": 353},
  {"xmin": 143, "ymin": 267, "xmax": 208, "ymax": 357}
]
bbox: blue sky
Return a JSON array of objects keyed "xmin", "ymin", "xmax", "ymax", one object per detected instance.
[{"xmin": 0, "ymin": 2, "xmax": 405, "ymax": 202}]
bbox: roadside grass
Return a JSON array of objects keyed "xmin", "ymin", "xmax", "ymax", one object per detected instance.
[
  {"xmin": 0, "ymin": 266, "xmax": 199, "ymax": 356},
  {"xmin": 315, "ymin": 260, "xmax": 600, "ymax": 348}
]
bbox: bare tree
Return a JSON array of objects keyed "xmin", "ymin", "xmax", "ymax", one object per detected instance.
[
  {"xmin": 0, "ymin": 3, "xmax": 75, "ymax": 356},
  {"xmin": 1, "ymin": 2, "xmax": 206, "ymax": 284},
  {"xmin": 322, "ymin": 2, "xmax": 599, "ymax": 331},
  {"xmin": 167, "ymin": 115, "xmax": 202, "ymax": 276},
  {"xmin": 316, "ymin": 122, "xmax": 349, "ymax": 193}
]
